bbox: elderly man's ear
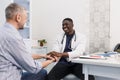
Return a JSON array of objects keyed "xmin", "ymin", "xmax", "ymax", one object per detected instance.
[{"xmin": 15, "ymin": 13, "xmax": 21, "ymax": 22}]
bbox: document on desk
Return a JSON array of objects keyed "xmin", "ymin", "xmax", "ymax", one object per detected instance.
[
  {"xmin": 96, "ymin": 52, "xmax": 118, "ymax": 57},
  {"xmin": 79, "ymin": 55, "xmax": 105, "ymax": 59}
]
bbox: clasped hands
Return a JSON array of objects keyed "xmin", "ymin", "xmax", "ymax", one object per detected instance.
[{"xmin": 46, "ymin": 51, "xmax": 62, "ymax": 62}]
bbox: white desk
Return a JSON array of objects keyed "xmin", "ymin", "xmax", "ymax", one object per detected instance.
[{"xmin": 72, "ymin": 56, "xmax": 120, "ymax": 80}]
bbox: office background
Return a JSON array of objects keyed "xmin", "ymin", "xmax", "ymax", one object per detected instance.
[
  {"xmin": 31, "ymin": 0, "xmax": 120, "ymax": 80},
  {"xmin": 0, "ymin": 0, "xmax": 120, "ymax": 80},
  {"xmin": 32, "ymin": 0, "xmax": 120, "ymax": 54}
]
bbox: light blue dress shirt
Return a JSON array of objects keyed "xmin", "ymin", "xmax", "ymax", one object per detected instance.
[{"xmin": 0, "ymin": 23, "xmax": 42, "ymax": 80}]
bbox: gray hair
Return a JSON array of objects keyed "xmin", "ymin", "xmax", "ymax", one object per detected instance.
[{"xmin": 5, "ymin": 3, "xmax": 26, "ymax": 19}]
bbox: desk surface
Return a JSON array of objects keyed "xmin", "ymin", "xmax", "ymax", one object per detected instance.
[
  {"xmin": 72, "ymin": 56, "xmax": 120, "ymax": 67},
  {"xmin": 72, "ymin": 53, "xmax": 120, "ymax": 80}
]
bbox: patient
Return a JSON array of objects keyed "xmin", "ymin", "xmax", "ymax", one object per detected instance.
[{"xmin": 0, "ymin": 3, "xmax": 57, "ymax": 80}]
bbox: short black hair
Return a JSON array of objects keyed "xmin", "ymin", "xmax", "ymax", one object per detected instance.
[{"xmin": 62, "ymin": 18, "xmax": 73, "ymax": 23}]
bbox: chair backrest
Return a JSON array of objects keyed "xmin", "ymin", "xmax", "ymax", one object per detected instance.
[{"xmin": 114, "ymin": 43, "xmax": 120, "ymax": 53}]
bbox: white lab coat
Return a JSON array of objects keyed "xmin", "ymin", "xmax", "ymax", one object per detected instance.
[{"xmin": 52, "ymin": 31, "xmax": 86, "ymax": 61}]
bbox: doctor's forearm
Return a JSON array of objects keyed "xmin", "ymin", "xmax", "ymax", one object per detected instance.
[{"xmin": 61, "ymin": 52, "xmax": 69, "ymax": 57}]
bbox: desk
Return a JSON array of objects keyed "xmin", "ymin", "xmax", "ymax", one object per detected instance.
[{"xmin": 72, "ymin": 56, "xmax": 120, "ymax": 80}]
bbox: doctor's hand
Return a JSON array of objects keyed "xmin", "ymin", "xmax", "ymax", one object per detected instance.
[
  {"xmin": 46, "ymin": 54, "xmax": 59, "ymax": 62},
  {"xmin": 47, "ymin": 51, "xmax": 62, "ymax": 57}
]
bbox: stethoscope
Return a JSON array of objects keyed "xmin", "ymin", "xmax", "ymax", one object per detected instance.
[{"xmin": 61, "ymin": 31, "xmax": 76, "ymax": 44}]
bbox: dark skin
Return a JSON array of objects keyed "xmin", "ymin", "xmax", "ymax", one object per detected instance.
[{"xmin": 48, "ymin": 20, "xmax": 75, "ymax": 58}]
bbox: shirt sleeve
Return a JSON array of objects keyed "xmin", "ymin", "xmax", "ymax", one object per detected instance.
[{"xmin": 5, "ymin": 37, "xmax": 42, "ymax": 74}]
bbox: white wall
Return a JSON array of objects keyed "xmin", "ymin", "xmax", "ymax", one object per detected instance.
[
  {"xmin": 0, "ymin": 0, "xmax": 13, "ymax": 26},
  {"xmin": 110, "ymin": 0, "xmax": 120, "ymax": 50},
  {"xmin": 89, "ymin": 0, "xmax": 110, "ymax": 53},
  {"xmin": 32, "ymin": 0, "xmax": 90, "ymax": 52}
]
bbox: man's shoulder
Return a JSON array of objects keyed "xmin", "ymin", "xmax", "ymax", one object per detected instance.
[
  {"xmin": 0, "ymin": 26, "xmax": 7, "ymax": 37},
  {"xmin": 0, "ymin": 25, "xmax": 21, "ymax": 41}
]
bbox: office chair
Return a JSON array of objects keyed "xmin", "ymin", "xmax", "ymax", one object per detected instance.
[{"xmin": 62, "ymin": 74, "xmax": 80, "ymax": 80}]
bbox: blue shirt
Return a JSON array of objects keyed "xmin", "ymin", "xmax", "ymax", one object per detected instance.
[
  {"xmin": 0, "ymin": 23, "xmax": 42, "ymax": 80},
  {"xmin": 60, "ymin": 33, "xmax": 74, "ymax": 62},
  {"xmin": 64, "ymin": 33, "xmax": 74, "ymax": 52}
]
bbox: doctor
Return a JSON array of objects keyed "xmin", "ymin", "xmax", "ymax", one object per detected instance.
[{"xmin": 46, "ymin": 18, "xmax": 95, "ymax": 80}]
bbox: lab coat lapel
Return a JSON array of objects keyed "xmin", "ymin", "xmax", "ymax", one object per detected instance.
[
  {"xmin": 61, "ymin": 35, "xmax": 66, "ymax": 52},
  {"xmin": 71, "ymin": 34, "xmax": 76, "ymax": 50}
]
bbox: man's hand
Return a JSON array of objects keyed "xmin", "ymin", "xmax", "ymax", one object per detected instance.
[
  {"xmin": 41, "ymin": 55, "xmax": 58, "ymax": 68},
  {"xmin": 45, "ymin": 54, "xmax": 59, "ymax": 62},
  {"xmin": 47, "ymin": 51, "xmax": 62, "ymax": 57}
]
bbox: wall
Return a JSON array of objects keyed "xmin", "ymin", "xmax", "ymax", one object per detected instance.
[
  {"xmin": 32, "ymin": 0, "xmax": 111, "ymax": 53},
  {"xmin": 110, "ymin": 0, "xmax": 120, "ymax": 50},
  {"xmin": 89, "ymin": 0, "xmax": 110, "ymax": 53},
  {"xmin": 32, "ymin": 0, "xmax": 120, "ymax": 80},
  {"xmin": 0, "ymin": 0, "xmax": 13, "ymax": 26},
  {"xmin": 31, "ymin": 0, "xmax": 90, "ymax": 52}
]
